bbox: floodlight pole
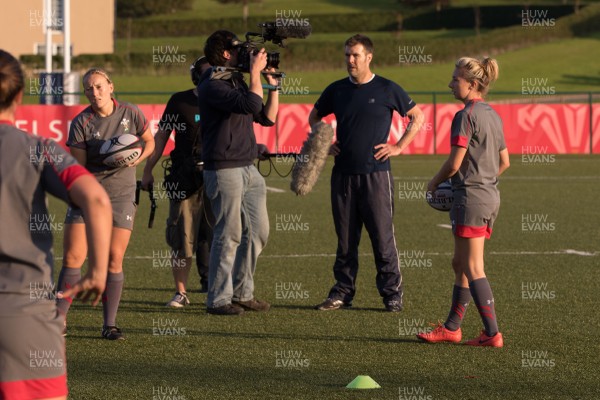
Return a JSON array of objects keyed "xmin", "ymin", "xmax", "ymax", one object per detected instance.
[
  {"xmin": 64, "ymin": 0, "xmax": 70, "ymax": 73},
  {"xmin": 45, "ymin": 0, "xmax": 52, "ymax": 73}
]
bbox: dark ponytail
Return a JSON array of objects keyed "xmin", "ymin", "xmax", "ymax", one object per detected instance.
[{"xmin": 0, "ymin": 50, "xmax": 25, "ymax": 111}]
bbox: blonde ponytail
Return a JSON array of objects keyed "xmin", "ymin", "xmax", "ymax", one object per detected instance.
[{"xmin": 455, "ymin": 56, "xmax": 499, "ymax": 96}]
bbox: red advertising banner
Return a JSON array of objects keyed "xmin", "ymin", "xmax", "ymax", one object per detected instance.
[
  {"xmin": 14, "ymin": 103, "xmax": 597, "ymax": 155},
  {"xmin": 266, "ymin": 103, "xmax": 598, "ymax": 155},
  {"xmin": 593, "ymin": 104, "xmax": 600, "ymax": 154}
]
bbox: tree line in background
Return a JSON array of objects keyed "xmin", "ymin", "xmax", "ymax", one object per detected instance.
[
  {"xmin": 20, "ymin": 2, "xmax": 598, "ymax": 73},
  {"xmin": 116, "ymin": 0, "xmax": 194, "ymax": 18}
]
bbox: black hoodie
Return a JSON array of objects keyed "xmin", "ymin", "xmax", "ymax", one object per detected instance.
[{"xmin": 197, "ymin": 68, "xmax": 274, "ymax": 170}]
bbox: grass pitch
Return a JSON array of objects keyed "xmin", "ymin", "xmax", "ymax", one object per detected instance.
[{"xmin": 50, "ymin": 155, "xmax": 599, "ymax": 399}]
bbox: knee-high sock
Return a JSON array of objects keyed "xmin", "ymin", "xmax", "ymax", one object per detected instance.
[
  {"xmin": 469, "ymin": 277, "xmax": 499, "ymax": 336},
  {"xmin": 102, "ymin": 272, "xmax": 124, "ymax": 327},
  {"xmin": 444, "ymin": 285, "xmax": 471, "ymax": 331},
  {"xmin": 56, "ymin": 267, "xmax": 81, "ymax": 317}
]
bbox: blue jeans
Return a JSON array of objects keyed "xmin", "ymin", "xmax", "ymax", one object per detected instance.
[{"xmin": 203, "ymin": 166, "xmax": 269, "ymax": 308}]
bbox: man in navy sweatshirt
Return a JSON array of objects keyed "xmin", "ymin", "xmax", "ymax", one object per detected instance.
[
  {"xmin": 310, "ymin": 34, "xmax": 424, "ymax": 313},
  {"xmin": 198, "ymin": 30, "xmax": 279, "ymax": 315}
]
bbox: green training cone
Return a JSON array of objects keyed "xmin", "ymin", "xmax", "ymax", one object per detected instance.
[{"xmin": 345, "ymin": 375, "xmax": 381, "ymax": 389}]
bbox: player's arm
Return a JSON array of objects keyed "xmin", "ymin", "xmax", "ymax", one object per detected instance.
[
  {"xmin": 374, "ymin": 105, "xmax": 425, "ymax": 161},
  {"xmin": 498, "ymin": 148, "xmax": 510, "ymax": 176},
  {"xmin": 427, "ymin": 145, "xmax": 467, "ymax": 192},
  {"xmin": 60, "ymin": 174, "xmax": 112, "ymax": 305},
  {"xmin": 130, "ymin": 128, "xmax": 155, "ymax": 167},
  {"xmin": 308, "ymin": 107, "xmax": 339, "ymax": 156},
  {"xmin": 141, "ymin": 128, "xmax": 170, "ymax": 190},
  {"xmin": 69, "ymin": 146, "xmax": 87, "ymax": 166},
  {"xmin": 61, "ymin": 184, "xmax": 111, "ymax": 305}
]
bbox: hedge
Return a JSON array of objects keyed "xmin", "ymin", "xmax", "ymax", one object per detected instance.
[
  {"xmin": 20, "ymin": 4, "xmax": 599, "ymax": 72},
  {"xmin": 115, "ymin": 5, "xmax": 580, "ymax": 38}
]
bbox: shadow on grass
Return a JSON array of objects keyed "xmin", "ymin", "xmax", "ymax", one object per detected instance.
[
  {"xmin": 270, "ymin": 304, "xmax": 318, "ymax": 311},
  {"xmin": 124, "ymin": 287, "xmax": 178, "ymax": 292},
  {"xmin": 66, "ymin": 324, "xmax": 418, "ymax": 344},
  {"xmin": 186, "ymin": 330, "xmax": 417, "ymax": 344},
  {"xmin": 271, "ymin": 304, "xmax": 393, "ymax": 313}
]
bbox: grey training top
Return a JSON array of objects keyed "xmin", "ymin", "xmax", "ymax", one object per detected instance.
[
  {"xmin": 67, "ymin": 98, "xmax": 148, "ymax": 201},
  {"xmin": 0, "ymin": 121, "xmax": 89, "ymax": 316},
  {"xmin": 450, "ymin": 99, "xmax": 507, "ymax": 204}
]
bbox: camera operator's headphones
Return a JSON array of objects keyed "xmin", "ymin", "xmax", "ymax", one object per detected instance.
[
  {"xmin": 190, "ymin": 56, "xmax": 210, "ymax": 86},
  {"xmin": 228, "ymin": 36, "xmax": 243, "ymax": 49}
]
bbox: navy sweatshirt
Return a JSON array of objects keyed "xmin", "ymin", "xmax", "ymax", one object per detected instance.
[{"xmin": 198, "ymin": 69, "xmax": 274, "ymax": 170}]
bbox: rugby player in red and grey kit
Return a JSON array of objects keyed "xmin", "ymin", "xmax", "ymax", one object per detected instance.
[
  {"xmin": 55, "ymin": 68, "xmax": 155, "ymax": 340},
  {"xmin": 418, "ymin": 57, "xmax": 510, "ymax": 347},
  {"xmin": 0, "ymin": 50, "xmax": 112, "ymax": 400}
]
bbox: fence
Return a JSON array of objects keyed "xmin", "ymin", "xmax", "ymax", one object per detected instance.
[{"xmin": 19, "ymin": 91, "xmax": 600, "ymax": 155}]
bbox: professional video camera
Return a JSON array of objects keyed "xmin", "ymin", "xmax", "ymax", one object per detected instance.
[{"xmin": 233, "ymin": 21, "xmax": 312, "ymax": 77}]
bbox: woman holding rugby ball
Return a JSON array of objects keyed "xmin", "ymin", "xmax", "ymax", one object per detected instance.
[
  {"xmin": 56, "ymin": 68, "xmax": 154, "ymax": 340},
  {"xmin": 417, "ymin": 57, "xmax": 510, "ymax": 347}
]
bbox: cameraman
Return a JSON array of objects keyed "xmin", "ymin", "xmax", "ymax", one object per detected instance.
[
  {"xmin": 199, "ymin": 30, "xmax": 278, "ymax": 315},
  {"xmin": 142, "ymin": 56, "xmax": 213, "ymax": 307}
]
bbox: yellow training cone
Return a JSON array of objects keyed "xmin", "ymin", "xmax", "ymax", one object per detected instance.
[{"xmin": 345, "ymin": 375, "xmax": 381, "ymax": 389}]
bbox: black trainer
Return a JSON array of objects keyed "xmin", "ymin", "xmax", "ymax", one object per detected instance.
[
  {"xmin": 384, "ymin": 299, "xmax": 403, "ymax": 312},
  {"xmin": 232, "ymin": 298, "xmax": 270, "ymax": 312},
  {"xmin": 314, "ymin": 298, "xmax": 352, "ymax": 311},
  {"xmin": 102, "ymin": 325, "xmax": 125, "ymax": 340},
  {"xmin": 206, "ymin": 304, "xmax": 244, "ymax": 315}
]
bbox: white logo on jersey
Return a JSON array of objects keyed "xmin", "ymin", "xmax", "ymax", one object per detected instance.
[
  {"xmin": 126, "ymin": 215, "xmax": 132, "ymax": 221},
  {"xmin": 368, "ymin": 98, "xmax": 375, "ymax": 104},
  {"xmin": 121, "ymin": 118, "xmax": 130, "ymax": 132},
  {"xmin": 93, "ymin": 131, "xmax": 101, "ymax": 139}
]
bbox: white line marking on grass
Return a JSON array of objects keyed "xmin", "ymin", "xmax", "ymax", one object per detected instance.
[
  {"xmin": 563, "ymin": 249, "xmax": 595, "ymax": 256},
  {"xmin": 490, "ymin": 250, "xmax": 598, "ymax": 256},
  {"xmin": 437, "ymin": 224, "xmax": 452, "ymax": 229},
  {"xmin": 266, "ymin": 186, "xmax": 286, "ymax": 193},
  {"xmin": 253, "ymin": 250, "xmax": 599, "ymax": 258},
  {"xmin": 53, "ymin": 249, "xmax": 598, "ymax": 261},
  {"xmin": 501, "ymin": 176, "xmax": 600, "ymax": 181},
  {"xmin": 261, "ymin": 253, "xmax": 341, "ymax": 258},
  {"xmin": 260, "ymin": 249, "xmax": 598, "ymax": 258},
  {"xmin": 394, "ymin": 176, "xmax": 600, "ymax": 181}
]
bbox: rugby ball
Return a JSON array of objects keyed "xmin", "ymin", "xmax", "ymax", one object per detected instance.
[
  {"xmin": 100, "ymin": 134, "xmax": 142, "ymax": 168},
  {"xmin": 426, "ymin": 180, "xmax": 453, "ymax": 212}
]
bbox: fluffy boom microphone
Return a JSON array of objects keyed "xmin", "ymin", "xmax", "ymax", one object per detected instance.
[
  {"xmin": 290, "ymin": 122, "xmax": 334, "ymax": 196},
  {"xmin": 258, "ymin": 22, "xmax": 312, "ymax": 46},
  {"xmin": 270, "ymin": 23, "xmax": 312, "ymax": 39}
]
